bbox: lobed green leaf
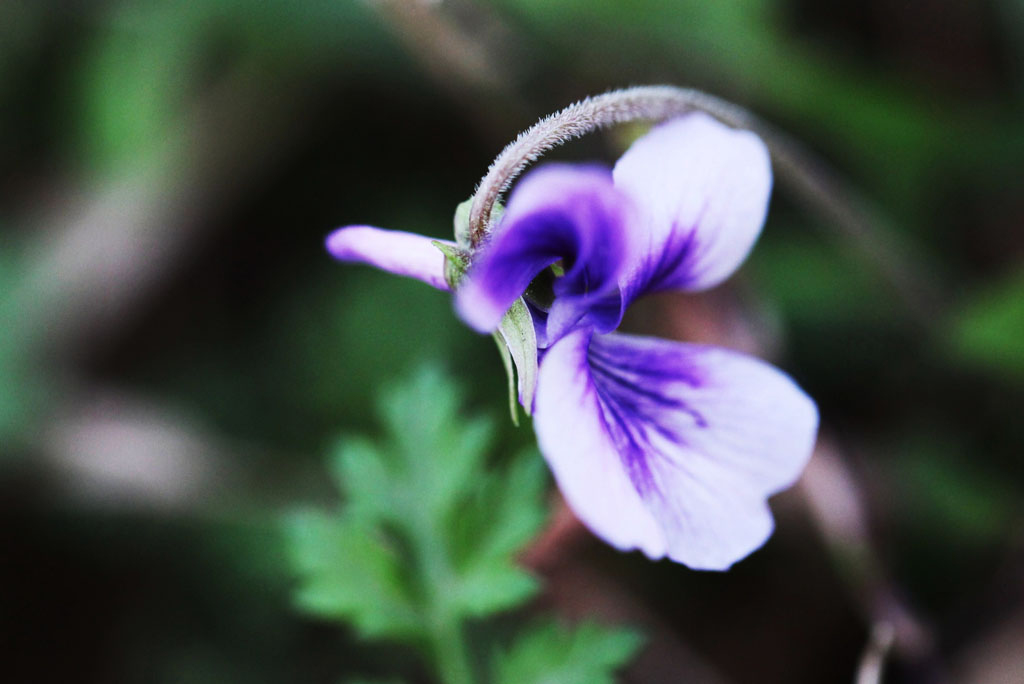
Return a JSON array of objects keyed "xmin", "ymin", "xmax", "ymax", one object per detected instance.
[
  {"xmin": 284, "ymin": 511, "xmax": 420, "ymax": 640},
  {"xmin": 495, "ymin": 620, "xmax": 645, "ymax": 684},
  {"xmin": 285, "ymin": 366, "xmax": 549, "ymax": 643}
]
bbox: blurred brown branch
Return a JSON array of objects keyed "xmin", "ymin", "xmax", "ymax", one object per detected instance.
[
  {"xmin": 5, "ymin": 62, "xmax": 319, "ymax": 507},
  {"xmin": 954, "ymin": 609, "xmax": 1024, "ymax": 684},
  {"xmin": 856, "ymin": 622, "xmax": 895, "ymax": 684},
  {"xmin": 11, "ymin": 63, "xmax": 310, "ymax": 364},
  {"xmin": 799, "ymin": 441, "xmax": 947, "ymax": 682},
  {"xmin": 524, "ymin": 495, "xmax": 734, "ymax": 684},
  {"xmin": 368, "ymin": 0, "xmax": 531, "ymax": 141}
]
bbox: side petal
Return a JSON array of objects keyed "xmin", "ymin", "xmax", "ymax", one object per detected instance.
[
  {"xmin": 534, "ymin": 329, "xmax": 817, "ymax": 570},
  {"xmin": 455, "ymin": 164, "xmax": 632, "ymax": 336},
  {"xmin": 612, "ymin": 113, "xmax": 772, "ymax": 300},
  {"xmin": 326, "ymin": 225, "xmax": 451, "ymax": 291}
]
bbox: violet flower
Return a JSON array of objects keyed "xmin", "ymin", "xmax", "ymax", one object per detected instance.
[{"xmin": 326, "ymin": 112, "xmax": 818, "ymax": 571}]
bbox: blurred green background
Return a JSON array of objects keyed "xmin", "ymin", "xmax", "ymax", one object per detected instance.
[{"xmin": 1, "ymin": 1, "xmax": 1022, "ymax": 682}]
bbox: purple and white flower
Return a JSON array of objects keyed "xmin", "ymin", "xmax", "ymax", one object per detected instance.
[{"xmin": 326, "ymin": 113, "xmax": 818, "ymax": 570}]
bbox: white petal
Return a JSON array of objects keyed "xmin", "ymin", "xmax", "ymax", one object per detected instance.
[
  {"xmin": 533, "ymin": 329, "xmax": 668, "ymax": 558},
  {"xmin": 533, "ymin": 330, "xmax": 818, "ymax": 570},
  {"xmin": 326, "ymin": 225, "xmax": 450, "ymax": 291},
  {"xmin": 612, "ymin": 113, "xmax": 772, "ymax": 298}
]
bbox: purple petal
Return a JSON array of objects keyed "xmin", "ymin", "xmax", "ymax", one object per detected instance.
[
  {"xmin": 612, "ymin": 113, "xmax": 772, "ymax": 302},
  {"xmin": 533, "ymin": 329, "xmax": 817, "ymax": 570},
  {"xmin": 326, "ymin": 225, "xmax": 452, "ymax": 291},
  {"xmin": 455, "ymin": 165, "xmax": 633, "ymax": 335}
]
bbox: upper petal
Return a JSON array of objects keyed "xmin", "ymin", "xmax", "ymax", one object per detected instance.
[
  {"xmin": 533, "ymin": 329, "xmax": 817, "ymax": 570},
  {"xmin": 612, "ymin": 113, "xmax": 772, "ymax": 301},
  {"xmin": 455, "ymin": 164, "xmax": 632, "ymax": 336},
  {"xmin": 326, "ymin": 225, "xmax": 451, "ymax": 291}
]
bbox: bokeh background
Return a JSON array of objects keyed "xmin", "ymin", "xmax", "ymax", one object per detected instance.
[{"xmin": 2, "ymin": 1, "xmax": 1023, "ymax": 682}]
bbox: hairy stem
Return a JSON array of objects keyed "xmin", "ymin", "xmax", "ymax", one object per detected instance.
[
  {"xmin": 469, "ymin": 85, "xmax": 940, "ymax": 323},
  {"xmin": 468, "ymin": 86, "xmax": 743, "ymax": 241}
]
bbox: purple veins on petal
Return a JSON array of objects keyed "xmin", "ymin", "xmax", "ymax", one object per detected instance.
[
  {"xmin": 532, "ymin": 328, "xmax": 669, "ymax": 559},
  {"xmin": 326, "ymin": 225, "xmax": 452, "ymax": 291},
  {"xmin": 455, "ymin": 164, "xmax": 634, "ymax": 336},
  {"xmin": 457, "ymin": 113, "xmax": 772, "ymax": 343},
  {"xmin": 612, "ymin": 113, "xmax": 773, "ymax": 303},
  {"xmin": 533, "ymin": 329, "xmax": 818, "ymax": 571}
]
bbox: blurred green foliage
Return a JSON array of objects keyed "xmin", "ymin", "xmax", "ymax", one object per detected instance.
[
  {"xmin": 286, "ymin": 367, "xmax": 545, "ymax": 631},
  {"xmin": 751, "ymin": 229, "xmax": 900, "ymax": 326},
  {"xmin": 948, "ymin": 267, "xmax": 1024, "ymax": 380},
  {"xmin": 285, "ymin": 367, "xmax": 640, "ymax": 683},
  {"xmin": 893, "ymin": 432, "xmax": 1015, "ymax": 545},
  {"xmin": 74, "ymin": 1, "xmax": 401, "ymax": 172},
  {"xmin": 495, "ymin": 620, "xmax": 644, "ymax": 684},
  {"xmin": 0, "ymin": 239, "xmax": 42, "ymax": 451}
]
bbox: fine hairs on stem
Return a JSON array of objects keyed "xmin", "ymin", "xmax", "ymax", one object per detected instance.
[
  {"xmin": 468, "ymin": 85, "xmax": 940, "ymax": 322},
  {"xmin": 468, "ymin": 86, "xmax": 754, "ymax": 243}
]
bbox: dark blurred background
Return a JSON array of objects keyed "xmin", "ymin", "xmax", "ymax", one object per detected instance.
[{"xmin": 1, "ymin": 1, "xmax": 1022, "ymax": 682}]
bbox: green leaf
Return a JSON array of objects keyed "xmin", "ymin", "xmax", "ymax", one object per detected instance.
[
  {"xmin": 947, "ymin": 267, "xmax": 1024, "ymax": 380},
  {"xmin": 284, "ymin": 365, "xmax": 548, "ymax": 648},
  {"xmin": 328, "ymin": 437, "xmax": 395, "ymax": 521},
  {"xmin": 374, "ymin": 369, "xmax": 497, "ymax": 523},
  {"xmin": 456, "ymin": 567, "xmax": 539, "ymax": 619},
  {"xmin": 284, "ymin": 510, "xmax": 421, "ymax": 639},
  {"xmin": 450, "ymin": 453, "xmax": 548, "ymax": 616},
  {"xmin": 495, "ymin": 620, "xmax": 645, "ymax": 684}
]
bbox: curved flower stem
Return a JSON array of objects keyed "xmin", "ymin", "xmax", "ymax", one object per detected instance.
[
  {"xmin": 856, "ymin": 622, "xmax": 896, "ymax": 684},
  {"xmin": 800, "ymin": 440, "xmax": 946, "ymax": 679},
  {"xmin": 468, "ymin": 86, "xmax": 740, "ymax": 240},
  {"xmin": 469, "ymin": 85, "xmax": 941, "ymax": 324}
]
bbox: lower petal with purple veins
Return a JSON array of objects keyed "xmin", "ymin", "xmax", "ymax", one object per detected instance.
[{"xmin": 533, "ymin": 329, "xmax": 818, "ymax": 570}]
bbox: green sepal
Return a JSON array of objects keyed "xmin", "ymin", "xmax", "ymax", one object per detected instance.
[
  {"xmin": 453, "ymin": 197, "xmax": 474, "ymax": 248},
  {"xmin": 455, "ymin": 197, "xmax": 505, "ymax": 248},
  {"xmin": 450, "ymin": 197, "xmax": 534, "ymax": 426},
  {"xmin": 432, "ymin": 240, "xmax": 470, "ymax": 290},
  {"xmin": 496, "ymin": 298, "xmax": 538, "ymax": 422},
  {"xmin": 493, "ymin": 333, "xmax": 520, "ymax": 426}
]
